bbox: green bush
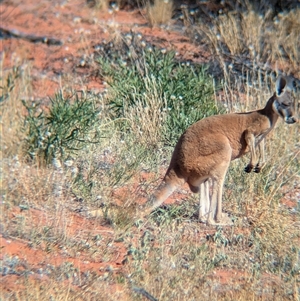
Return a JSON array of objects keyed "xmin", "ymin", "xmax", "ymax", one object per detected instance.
[
  {"xmin": 22, "ymin": 92, "xmax": 102, "ymax": 165},
  {"xmin": 96, "ymin": 37, "xmax": 220, "ymax": 146}
]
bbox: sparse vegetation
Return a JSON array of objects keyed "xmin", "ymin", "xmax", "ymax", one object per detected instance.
[
  {"xmin": 97, "ymin": 38, "xmax": 219, "ymax": 146},
  {"xmin": 1, "ymin": 0, "xmax": 300, "ymax": 300},
  {"xmin": 194, "ymin": 2, "xmax": 300, "ymax": 75}
]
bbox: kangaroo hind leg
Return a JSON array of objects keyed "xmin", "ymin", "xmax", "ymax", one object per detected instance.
[
  {"xmin": 207, "ymin": 146, "xmax": 233, "ymax": 226},
  {"xmin": 199, "ymin": 179, "xmax": 210, "ymax": 223}
]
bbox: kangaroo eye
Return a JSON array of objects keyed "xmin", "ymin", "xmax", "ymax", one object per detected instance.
[{"xmin": 281, "ymin": 103, "xmax": 289, "ymax": 108}]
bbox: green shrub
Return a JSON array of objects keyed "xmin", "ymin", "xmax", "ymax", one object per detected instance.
[
  {"xmin": 96, "ymin": 36, "xmax": 220, "ymax": 146},
  {"xmin": 22, "ymin": 92, "xmax": 102, "ymax": 165}
]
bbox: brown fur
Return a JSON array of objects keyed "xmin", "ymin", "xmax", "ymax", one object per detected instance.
[{"xmin": 141, "ymin": 76, "xmax": 298, "ymax": 225}]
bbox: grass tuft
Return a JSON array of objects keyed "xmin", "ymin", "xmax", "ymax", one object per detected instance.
[{"xmin": 145, "ymin": 0, "xmax": 174, "ymax": 26}]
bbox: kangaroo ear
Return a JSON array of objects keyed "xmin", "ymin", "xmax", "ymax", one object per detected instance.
[{"xmin": 275, "ymin": 76, "xmax": 287, "ymax": 96}]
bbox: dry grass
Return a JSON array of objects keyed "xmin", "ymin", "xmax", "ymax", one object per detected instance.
[
  {"xmin": 146, "ymin": 0, "xmax": 174, "ymax": 26},
  {"xmin": 271, "ymin": 9, "xmax": 300, "ymax": 69},
  {"xmin": 195, "ymin": 6, "xmax": 300, "ymax": 75},
  {"xmin": 0, "ymin": 62, "xmax": 31, "ymax": 158},
  {"xmin": 124, "ymin": 75, "xmax": 168, "ymax": 146}
]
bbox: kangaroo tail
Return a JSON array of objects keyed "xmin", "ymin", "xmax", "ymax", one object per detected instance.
[{"xmin": 141, "ymin": 168, "xmax": 185, "ymax": 217}]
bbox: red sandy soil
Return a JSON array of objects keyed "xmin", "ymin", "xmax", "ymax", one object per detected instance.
[
  {"xmin": 1, "ymin": 0, "xmax": 299, "ymax": 298},
  {"xmin": 1, "ymin": 205, "xmax": 127, "ymax": 296}
]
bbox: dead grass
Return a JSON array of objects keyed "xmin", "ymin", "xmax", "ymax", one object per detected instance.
[
  {"xmin": 4, "ymin": 276, "xmax": 132, "ymax": 300},
  {"xmin": 124, "ymin": 75, "xmax": 168, "ymax": 147},
  {"xmin": 146, "ymin": 0, "xmax": 174, "ymax": 26},
  {"xmin": 0, "ymin": 62, "xmax": 32, "ymax": 158},
  {"xmin": 195, "ymin": 6, "xmax": 300, "ymax": 75}
]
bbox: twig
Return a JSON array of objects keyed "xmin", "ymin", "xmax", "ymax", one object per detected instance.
[
  {"xmin": 0, "ymin": 26, "xmax": 63, "ymax": 45},
  {"xmin": 132, "ymin": 286, "xmax": 159, "ymax": 301}
]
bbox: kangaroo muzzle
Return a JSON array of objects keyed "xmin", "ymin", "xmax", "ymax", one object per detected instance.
[{"xmin": 285, "ymin": 115, "xmax": 297, "ymax": 124}]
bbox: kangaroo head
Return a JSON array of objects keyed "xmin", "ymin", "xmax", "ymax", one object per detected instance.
[{"xmin": 273, "ymin": 76, "xmax": 298, "ymax": 124}]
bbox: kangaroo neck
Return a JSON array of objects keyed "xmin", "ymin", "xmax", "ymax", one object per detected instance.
[{"xmin": 260, "ymin": 93, "xmax": 279, "ymax": 127}]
